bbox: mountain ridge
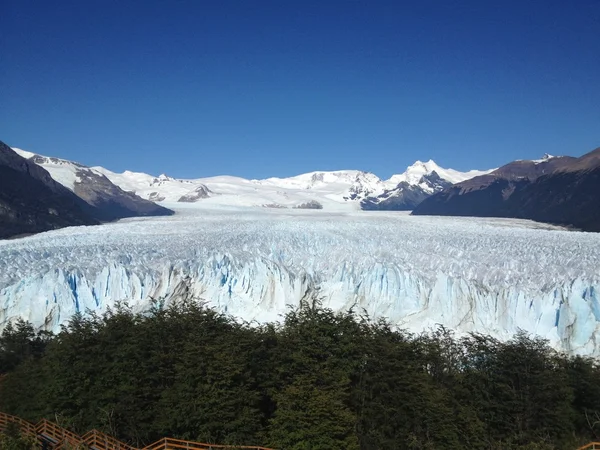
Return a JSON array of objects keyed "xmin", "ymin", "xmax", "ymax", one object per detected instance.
[
  {"xmin": 0, "ymin": 141, "xmax": 99, "ymax": 239},
  {"xmin": 12, "ymin": 148, "xmax": 174, "ymax": 221},
  {"xmin": 6, "ymin": 142, "xmax": 496, "ymax": 212},
  {"xmin": 91, "ymin": 158, "xmax": 492, "ymax": 210},
  {"xmin": 412, "ymin": 146, "xmax": 600, "ymax": 232}
]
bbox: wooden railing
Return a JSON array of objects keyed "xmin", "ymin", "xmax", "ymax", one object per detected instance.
[
  {"xmin": 142, "ymin": 438, "xmax": 277, "ymax": 450},
  {"xmin": 0, "ymin": 411, "xmax": 275, "ymax": 450},
  {"xmin": 82, "ymin": 429, "xmax": 137, "ymax": 450},
  {"xmin": 37, "ymin": 417, "xmax": 84, "ymax": 447},
  {"xmin": 3, "ymin": 410, "xmax": 600, "ymax": 450},
  {"xmin": 0, "ymin": 411, "xmax": 36, "ymax": 436},
  {"xmin": 577, "ymin": 443, "xmax": 600, "ymax": 450}
]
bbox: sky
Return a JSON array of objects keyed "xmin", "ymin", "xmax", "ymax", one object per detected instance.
[{"xmin": 1, "ymin": 0, "xmax": 599, "ymax": 179}]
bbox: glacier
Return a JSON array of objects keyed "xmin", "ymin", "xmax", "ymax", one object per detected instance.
[{"xmin": 1, "ymin": 205, "xmax": 600, "ymax": 356}]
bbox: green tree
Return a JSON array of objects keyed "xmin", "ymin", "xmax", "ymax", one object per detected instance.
[
  {"xmin": 267, "ymin": 302, "xmax": 362, "ymax": 450},
  {"xmin": 461, "ymin": 332, "xmax": 576, "ymax": 449},
  {"xmin": 566, "ymin": 355, "xmax": 600, "ymax": 443},
  {"xmin": 0, "ymin": 319, "xmax": 51, "ymax": 373},
  {"xmin": 0, "ymin": 423, "xmax": 38, "ymax": 450},
  {"xmin": 156, "ymin": 300, "xmax": 262, "ymax": 445},
  {"xmin": 1, "ymin": 300, "xmax": 599, "ymax": 449}
]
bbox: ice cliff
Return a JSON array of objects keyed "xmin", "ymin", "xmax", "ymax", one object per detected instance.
[{"xmin": 1, "ymin": 207, "xmax": 599, "ymax": 356}]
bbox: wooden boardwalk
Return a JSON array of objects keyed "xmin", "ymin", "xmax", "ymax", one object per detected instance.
[
  {"xmin": 0, "ymin": 411, "xmax": 274, "ymax": 450},
  {"xmin": 577, "ymin": 443, "xmax": 600, "ymax": 450},
  {"xmin": 3, "ymin": 409, "xmax": 599, "ymax": 449}
]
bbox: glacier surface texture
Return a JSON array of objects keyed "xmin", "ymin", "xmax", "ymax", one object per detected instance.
[{"xmin": 1, "ymin": 206, "xmax": 599, "ymax": 356}]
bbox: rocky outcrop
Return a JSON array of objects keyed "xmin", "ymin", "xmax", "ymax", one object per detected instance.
[
  {"xmin": 74, "ymin": 169, "xmax": 174, "ymax": 221},
  {"xmin": 294, "ymin": 200, "xmax": 323, "ymax": 209},
  {"xmin": 148, "ymin": 192, "xmax": 166, "ymax": 202},
  {"xmin": 361, "ymin": 171, "xmax": 452, "ymax": 210},
  {"xmin": 178, "ymin": 185, "xmax": 211, "ymax": 202}
]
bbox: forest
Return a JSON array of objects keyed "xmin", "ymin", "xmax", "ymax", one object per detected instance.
[{"xmin": 1, "ymin": 298, "xmax": 600, "ymax": 450}]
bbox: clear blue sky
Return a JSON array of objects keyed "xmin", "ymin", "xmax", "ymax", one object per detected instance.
[{"xmin": 1, "ymin": 0, "xmax": 599, "ymax": 179}]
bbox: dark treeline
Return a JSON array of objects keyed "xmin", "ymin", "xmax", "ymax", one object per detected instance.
[{"xmin": 1, "ymin": 300, "xmax": 600, "ymax": 450}]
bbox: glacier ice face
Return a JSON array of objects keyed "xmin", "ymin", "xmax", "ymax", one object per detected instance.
[{"xmin": 1, "ymin": 205, "xmax": 599, "ymax": 356}]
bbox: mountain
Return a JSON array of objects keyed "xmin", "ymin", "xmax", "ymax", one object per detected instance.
[
  {"xmin": 96, "ymin": 162, "xmax": 491, "ymax": 211},
  {"xmin": 361, "ymin": 160, "xmax": 492, "ymax": 210},
  {"xmin": 4, "ymin": 141, "xmax": 492, "ymax": 214},
  {"xmin": 92, "ymin": 169, "xmax": 213, "ymax": 204},
  {"xmin": 361, "ymin": 171, "xmax": 452, "ymax": 211},
  {"xmin": 412, "ymin": 147, "xmax": 600, "ymax": 232},
  {"xmin": 12, "ymin": 148, "xmax": 174, "ymax": 222},
  {"xmin": 94, "ymin": 167, "xmax": 386, "ymax": 209},
  {"xmin": 387, "ymin": 159, "xmax": 493, "ymax": 186},
  {"xmin": 0, "ymin": 141, "xmax": 98, "ymax": 238}
]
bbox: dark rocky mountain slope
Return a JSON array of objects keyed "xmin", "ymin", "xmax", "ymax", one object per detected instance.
[
  {"xmin": 0, "ymin": 142, "xmax": 98, "ymax": 238},
  {"xmin": 0, "ymin": 140, "xmax": 175, "ymax": 239},
  {"xmin": 20, "ymin": 152, "xmax": 174, "ymax": 222},
  {"xmin": 412, "ymin": 148, "xmax": 600, "ymax": 232}
]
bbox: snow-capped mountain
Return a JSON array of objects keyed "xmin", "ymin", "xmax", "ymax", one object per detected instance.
[
  {"xmin": 11, "ymin": 148, "xmax": 173, "ymax": 221},
  {"xmin": 362, "ymin": 171, "xmax": 452, "ymax": 211},
  {"xmin": 253, "ymin": 170, "xmax": 385, "ymax": 204},
  {"xmin": 6, "ymin": 143, "xmax": 493, "ymax": 214},
  {"xmin": 389, "ymin": 160, "xmax": 492, "ymax": 187},
  {"xmin": 362, "ymin": 160, "xmax": 492, "ymax": 210},
  {"xmin": 413, "ymin": 147, "xmax": 600, "ymax": 232},
  {"xmin": 532, "ymin": 153, "xmax": 557, "ymax": 164},
  {"xmin": 94, "ymin": 162, "xmax": 491, "ymax": 211},
  {"xmin": 91, "ymin": 168, "xmax": 211, "ymax": 204}
]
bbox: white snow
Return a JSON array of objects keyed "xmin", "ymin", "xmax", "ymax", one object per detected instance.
[
  {"xmin": 515, "ymin": 154, "xmax": 558, "ymax": 165},
  {"xmin": 1, "ymin": 205, "xmax": 599, "ymax": 356},
  {"xmin": 94, "ymin": 163, "xmax": 491, "ymax": 209},
  {"xmin": 11, "ymin": 148, "xmax": 37, "ymax": 160},
  {"xmin": 11, "ymin": 148, "xmax": 102, "ymax": 192},
  {"xmin": 532, "ymin": 153, "xmax": 556, "ymax": 164},
  {"xmin": 388, "ymin": 160, "xmax": 493, "ymax": 193}
]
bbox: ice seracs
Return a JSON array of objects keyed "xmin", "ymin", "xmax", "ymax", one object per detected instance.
[{"xmin": 0, "ymin": 207, "xmax": 598, "ymax": 356}]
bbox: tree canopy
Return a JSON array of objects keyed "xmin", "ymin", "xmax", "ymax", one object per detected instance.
[{"xmin": 1, "ymin": 299, "xmax": 599, "ymax": 449}]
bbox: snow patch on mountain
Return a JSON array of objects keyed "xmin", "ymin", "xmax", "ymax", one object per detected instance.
[
  {"xmin": 532, "ymin": 154, "xmax": 557, "ymax": 164},
  {"xmin": 12, "ymin": 148, "xmax": 87, "ymax": 191},
  {"xmin": 11, "ymin": 148, "xmax": 36, "ymax": 160}
]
